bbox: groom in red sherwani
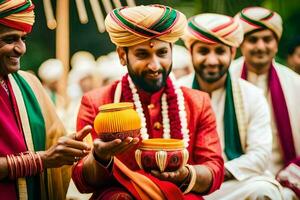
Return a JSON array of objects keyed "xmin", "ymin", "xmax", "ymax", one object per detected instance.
[{"xmin": 72, "ymin": 4, "xmax": 224, "ymax": 200}]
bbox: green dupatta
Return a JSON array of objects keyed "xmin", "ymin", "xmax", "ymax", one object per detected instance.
[
  {"xmin": 12, "ymin": 72, "xmax": 46, "ymax": 200},
  {"xmin": 192, "ymin": 73, "xmax": 243, "ymax": 160}
]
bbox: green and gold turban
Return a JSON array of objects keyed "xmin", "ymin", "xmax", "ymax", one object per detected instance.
[
  {"xmin": 105, "ymin": 4, "xmax": 187, "ymax": 47},
  {"xmin": 236, "ymin": 7, "xmax": 282, "ymax": 40},
  {"xmin": 183, "ymin": 13, "xmax": 243, "ymax": 49},
  {"xmin": 0, "ymin": 0, "xmax": 35, "ymax": 33}
]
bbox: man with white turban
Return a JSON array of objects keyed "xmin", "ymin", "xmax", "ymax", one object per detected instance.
[
  {"xmin": 179, "ymin": 13, "xmax": 282, "ymax": 200},
  {"xmin": 0, "ymin": 0, "xmax": 92, "ymax": 199},
  {"xmin": 96, "ymin": 51, "xmax": 127, "ymax": 86},
  {"xmin": 230, "ymin": 7, "xmax": 300, "ymax": 199},
  {"xmin": 72, "ymin": 4, "xmax": 224, "ymax": 200},
  {"xmin": 38, "ymin": 58, "xmax": 67, "ymax": 119}
]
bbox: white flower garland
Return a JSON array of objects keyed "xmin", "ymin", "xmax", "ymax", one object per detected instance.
[{"xmin": 128, "ymin": 76, "xmax": 190, "ymax": 147}]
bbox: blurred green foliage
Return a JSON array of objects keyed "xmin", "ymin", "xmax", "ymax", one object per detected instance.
[{"xmin": 22, "ymin": 0, "xmax": 300, "ymax": 73}]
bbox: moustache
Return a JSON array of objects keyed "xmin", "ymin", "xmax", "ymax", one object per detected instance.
[
  {"xmin": 142, "ymin": 69, "xmax": 165, "ymax": 75},
  {"xmin": 249, "ymin": 50, "xmax": 269, "ymax": 56}
]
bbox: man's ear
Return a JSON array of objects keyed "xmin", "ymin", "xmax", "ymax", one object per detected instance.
[
  {"xmin": 117, "ymin": 47, "xmax": 127, "ymax": 66},
  {"xmin": 230, "ymin": 47, "xmax": 237, "ymax": 60}
]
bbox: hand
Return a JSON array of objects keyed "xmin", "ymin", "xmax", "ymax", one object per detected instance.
[
  {"xmin": 93, "ymin": 137, "xmax": 139, "ymax": 162},
  {"xmin": 151, "ymin": 166, "xmax": 189, "ymax": 185},
  {"xmin": 39, "ymin": 125, "xmax": 92, "ymax": 168}
]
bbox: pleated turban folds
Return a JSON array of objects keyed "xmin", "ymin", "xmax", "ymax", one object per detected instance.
[
  {"xmin": 183, "ymin": 13, "xmax": 243, "ymax": 49},
  {"xmin": 0, "ymin": 0, "xmax": 35, "ymax": 33},
  {"xmin": 236, "ymin": 7, "xmax": 282, "ymax": 40},
  {"xmin": 105, "ymin": 4, "xmax": 187, "ymax": 47}
]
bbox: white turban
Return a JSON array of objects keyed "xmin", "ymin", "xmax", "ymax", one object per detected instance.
[
  {"xmin": 236, "ymin": 7, "xmax": 283, "ymax": 39},
  {"xmin": 38, "ymin": 59, "xmax": 63, "ymax": 83},
  {"xmin": 183, "ymin": 13, "xmax": 243, "ymax": 48},
  {"xmin": 172, "ymin": 45, "xmax": 192, "ymax": 70},
  {"xmin": 96, "ymin": 52, "xmax": 127, "ymax": 82}
]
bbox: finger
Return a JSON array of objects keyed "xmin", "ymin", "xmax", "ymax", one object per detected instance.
[
  {"xmin": 64, "ymin": 156, "xmax": 79, "ymax": 165},
  {"xmin": 59, "ymin": 137, "xmax": 91, "ymax": 151},
  {"xmin": 113, "ymin": 141, "xmax": 137, "ymax": 154},
  {"xmin": 56, "ymin": 146, "xmax": 90, "ymax": 157},
  {"xmin": 94, "ymin": 138, "xmax": 122, "ymax": 151},
  {"xmin": 74, "ymin": 125, "xmax": 92, "ymax": 141}
]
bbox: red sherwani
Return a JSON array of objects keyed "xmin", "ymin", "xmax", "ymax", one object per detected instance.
[{"xmin": 73, "ymin": 80, "xmax": 224, "ymax": 199}]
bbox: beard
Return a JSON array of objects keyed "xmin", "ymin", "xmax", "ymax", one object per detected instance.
[
  {"xmin": 127, "ymin": 63, "xmax": 172, "ymax": 93},
  {"xmin": 194, "ymin": 63, "xmax": 228, "ymax": 83}
]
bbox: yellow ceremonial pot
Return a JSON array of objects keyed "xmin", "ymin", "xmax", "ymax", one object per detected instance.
[
  {"xmin": 135, "ymin": 138, "xmax": 189, "ymax": 172},
  {"xmin": 94, "ymin": 102, "xmax": 141, "ymax": 141}
]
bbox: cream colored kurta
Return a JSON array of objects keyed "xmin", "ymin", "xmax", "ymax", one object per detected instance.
[
  {"xmin": 230, "ymin": 57, "xmax": 300, "ymax": 174},
  {"xmin": 178, "ymin": 73, "xmax": 282, "ymax": 200}
]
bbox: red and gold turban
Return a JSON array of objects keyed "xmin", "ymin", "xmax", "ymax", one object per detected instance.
[
  {"xmin": 105, "ymin": 4, "xmax": 187, "ymax": 47},
  {"xmin": 236, "ymin": 7, "xmax": 282, "ymax": 40},
  {"xmin": 0, "ymin": 0, "xmax": 35, "ymax": 33},
  {"xmin": 183, "ymin": 13, "xmax": 243, "ymax": 49}
]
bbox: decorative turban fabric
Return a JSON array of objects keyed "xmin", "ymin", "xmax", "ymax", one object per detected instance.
[
  {"xmin": 236, "ymin": 7, "xmax": 282, "ymax": 40},
  {"xmin": 0, "ymin": 0, "xmax": 35, "ymax": 33},
  {"xmin": 183, "ymin": 13, "xmax": 243, "ymax": 48},
  {"xmin": 105, "ymin": 4, "xmax": 187, "ymax": 47}
]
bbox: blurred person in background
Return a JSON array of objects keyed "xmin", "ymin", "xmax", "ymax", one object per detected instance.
[
  {"xmin": 96, "ymin": 51, "xmax": 127, "ymax": 86},
  {"xmin": 68, "ymin": 51, "xmax": 100, "ymax": 101},
  {"xmin": 287, "ymin": 36, "xmax": 300, "ymax": 75},
  {"xmin": 231, "ymin": 7, "xmax": 300, "ymax": 199},
  {"xmin": 38, "ymin": 58, "xmax": 67, "ymax": 119},
  {"xmin": 65, "ymin": 51, "xmax": 99, "ymax": 200},
  {"xmin": 66, "ymin": 51, "xmax": 99, "ymax": 132}
]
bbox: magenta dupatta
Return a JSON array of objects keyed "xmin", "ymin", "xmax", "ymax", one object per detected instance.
[
  {"xmin": 0, "ymin": 78, "xmax": 27, "ymax": 199},
  {"xmin": 241, "ymin": 63, "xmax": 296, "ymax": 165}
]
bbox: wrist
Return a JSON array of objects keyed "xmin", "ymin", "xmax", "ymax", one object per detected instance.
[
  {"xmin": 92, "ymin": 149, "xmax": 112, "ymax": 167},
  {"xmin": 37, "ymin": 151, "xmax": 48, "ymax": 168},
  {"xmin": 179, "ymin": 166, "xmax": 191, "ymax": 190}
]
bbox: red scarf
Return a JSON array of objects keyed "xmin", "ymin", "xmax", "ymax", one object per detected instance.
[{"xmin": 241, "ymin": 63, "xmax": 296, "ymax": 165}]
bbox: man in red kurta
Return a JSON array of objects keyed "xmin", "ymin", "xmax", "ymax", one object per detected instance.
[{"xmin": 72, "ymin": 4, "xmax": 224, "ymax": 200}]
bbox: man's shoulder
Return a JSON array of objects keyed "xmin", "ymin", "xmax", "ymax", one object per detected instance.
[{"xmin": 17, "ymin": 70, "xmax": 41, "ymax": 85}]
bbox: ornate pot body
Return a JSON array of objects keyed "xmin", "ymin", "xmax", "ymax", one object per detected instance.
[
  {"xmin": 135, "ymin": 138, "xmax": 189, "ymax": 172},
  {"xmin": 94, "ymin": 102, "xmax": 141, "ymax": 141}
]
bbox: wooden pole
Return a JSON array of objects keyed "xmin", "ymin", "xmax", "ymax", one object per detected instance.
[
  {"xmin": 102, "ymin": 0, "xmax": 113, "ymax": 14},
  {"xmin": 75, "ymin": 0, "xmax": 88, "ymax": 24},
  {"xmin": 126, "ymin": 0, "xmax": 136, "ymax": 7},
  {"xmin": 43, "ymin": 0, "xmax": 57, "ymax": 29},
  {"xmin": 112, "ymin": 0, "xmax": 122, "ymax": 8},
  {"xmin": 90, "ymin": 0, "xmax": 106, "ymax": 33},
  {"xmin": 56, "ymin": 0, "xmax": 69, "ymax": 98}
]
